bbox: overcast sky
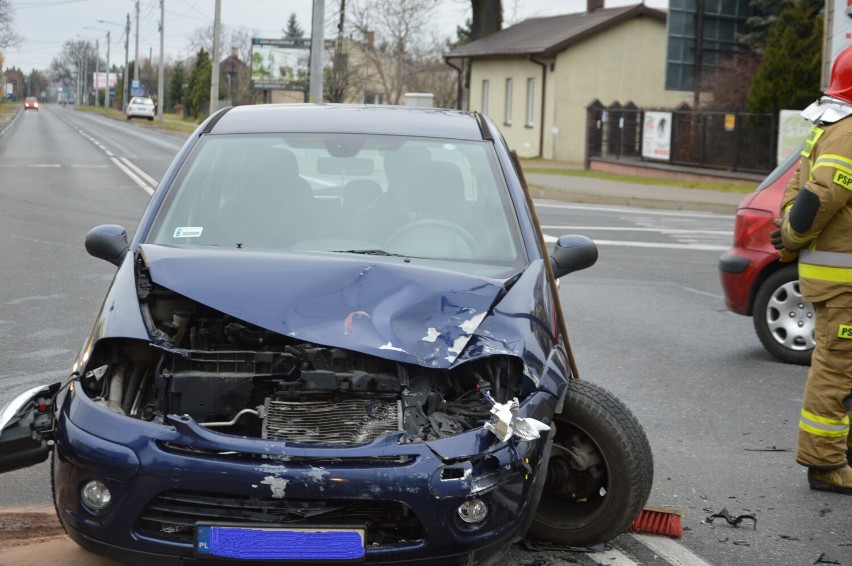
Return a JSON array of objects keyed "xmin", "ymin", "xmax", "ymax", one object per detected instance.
[{"xmin": 5, "ymin": 0, "xmax": 667, "ymax": 72}]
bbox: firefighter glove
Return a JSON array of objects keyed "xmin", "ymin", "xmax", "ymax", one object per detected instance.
[{"xmin": 770, "ymin": 218, "xmax": 784, "ymax": 250}]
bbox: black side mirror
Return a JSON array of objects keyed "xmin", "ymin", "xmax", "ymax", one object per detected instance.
[
  {"xmin": 85, "ymin": 225, "xmax": 129, "ymax": 267},
  {"xmin": 550, "ymin": 235, "xmax": 598, "ymax": 278}
]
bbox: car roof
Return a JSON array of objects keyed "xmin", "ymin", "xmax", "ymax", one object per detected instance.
[{"xmin": 208, "ymin": 104, "xmax": 487, "ymax": 141}]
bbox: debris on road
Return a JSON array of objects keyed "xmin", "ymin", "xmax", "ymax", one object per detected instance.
[{"xmin": 703, "ymin": 508, "xmax": 757, "ymax": 529}]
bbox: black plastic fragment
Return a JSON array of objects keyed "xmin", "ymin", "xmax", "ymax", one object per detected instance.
[{"xmin": 705, "ymin": 508, "xmax": 757, "ymax": 529}]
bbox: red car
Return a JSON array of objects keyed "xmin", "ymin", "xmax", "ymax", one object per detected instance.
[
  {"xmin": 719, "ymin": 149, "xmax": 814, "ymax": 365},
  {"xmin": 23, "ymin": 96, "xmax": 39, "ymax": 110}
]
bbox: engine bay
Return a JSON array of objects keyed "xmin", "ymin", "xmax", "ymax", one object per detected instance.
[{"xmin": 79, "ymin": 262, "xmax": 526, "ymax": 444}]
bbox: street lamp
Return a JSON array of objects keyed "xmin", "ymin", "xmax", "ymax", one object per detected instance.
[
  {"xmin": 97, "ymin": 17, "xmax": 131, "ymax": 110},
  {"xmin": 84, "ymin": 26, "xmax": 111, "ymax": 111}
]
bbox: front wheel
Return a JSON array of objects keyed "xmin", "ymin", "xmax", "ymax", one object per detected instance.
[
  {"xmin": 753, "ymin": 264, "xmax": 814, "ymax": 366},
  {"xmin": 528, "ymin": 379, "xmax": 653, "ymax": 546}
]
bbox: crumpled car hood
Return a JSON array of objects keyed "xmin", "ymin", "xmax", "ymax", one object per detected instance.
[{"xmin": 139, "ymin": 244, "xmax": 507, "ymax": 368}]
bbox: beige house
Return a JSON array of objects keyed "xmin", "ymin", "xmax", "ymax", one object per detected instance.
[{"xmin": 445, "ymin": 2, "xmax": 692, "ymax": 163}]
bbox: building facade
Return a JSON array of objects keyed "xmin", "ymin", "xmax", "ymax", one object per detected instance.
[{"xmin": 446, "ymin": 3, "xmax": 692, "ymax": 163}]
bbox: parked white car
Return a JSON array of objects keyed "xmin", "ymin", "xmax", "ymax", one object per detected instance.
[{"xmin": 126, "ymin": 96, "xmax": 155, "ymax": 120}]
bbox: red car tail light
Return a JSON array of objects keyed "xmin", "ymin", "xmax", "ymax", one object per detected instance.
[{"xmin": 733, "ymin": 208, "xmax": 774, "ymax": 250}]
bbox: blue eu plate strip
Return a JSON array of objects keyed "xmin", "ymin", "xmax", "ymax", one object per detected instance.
[{"xmin": 197, "ymin": 525, "xmax": 365, "ymax": 560}]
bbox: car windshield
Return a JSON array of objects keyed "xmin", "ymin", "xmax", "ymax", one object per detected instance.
[
  {"xmin": 132, "ymin": 98, "xmax": 152, "ymax": 105},
  {"xmin": 147, "ymin": 133, "xmax": 527, "ymax": 277}
]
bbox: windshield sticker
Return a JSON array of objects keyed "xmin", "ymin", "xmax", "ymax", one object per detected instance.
[{"xmin": 173, "ymin": 227, "xmax": 204, "ymax": 238}]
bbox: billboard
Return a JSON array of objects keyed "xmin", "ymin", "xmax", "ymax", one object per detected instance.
[
  {"xmin": 93, "ymin": 72, "xmax": 118, "ymax": 91},
  {"xmin": 250, "ymin": 38, "xmax": 310, "ymax": 91}
]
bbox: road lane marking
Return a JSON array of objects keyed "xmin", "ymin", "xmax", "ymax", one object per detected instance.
[
  {"xmin": 72, "ymin": 127, "xmax": 156, "ymax": 195},
  {"xmin": 119, "ymin": 157, "xmax": 158, "ymax": 187},
  {"xmin": 535, "ymin": 201, "xmax": 733, "ymax": 220},
  {"xmin": 110, "ymin": 157, "xmax": 154, "ymax": 195},
  {"xmin": 541, "ymin": 234, "xmax": 728, "ymax": 251},
  {"xmin": 630, "ymin": 534, "xmax": 714, "ymax": 566},
  {"xmin": 540, "ymin": 225, "xmax": 731, "ymax": 236}
]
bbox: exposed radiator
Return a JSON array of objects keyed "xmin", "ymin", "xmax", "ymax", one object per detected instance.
[{"xmin": 263, "ymin": 398, "xmax": 402, "ymax": 444}]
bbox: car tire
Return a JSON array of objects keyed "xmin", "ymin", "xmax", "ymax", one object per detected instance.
[
  {"xmin": 148, "ymin": 116, "xmax": 154, "ymax": 121},
  {"xmin": 527, "ymin": 379, "xmax": 653, "ymax": 546},
  {"xmin": 126, "ymin": 115, "xmax": 131, "ymax": 120},
  {"xmin": 753, "ymin": 264, "xmax": 814, "ymax": 365}
]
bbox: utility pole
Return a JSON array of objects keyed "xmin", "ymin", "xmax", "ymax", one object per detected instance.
[
  {"xmin": 158, "ymin": 0, "xmax": 164, "ymax": 121},
  {"xmin": 95, "ymin": 38, "xmax": 100, "ymax": 106},
  {"xmin": 309, "ymin": 0, "xmax": 325, "ymax": 103},
  {"xmin": 123, "ymin": 13, "xmax": 130, "ymax": 109},
  {"xmin": 105, "ymin": 31, "xmax": 111, "ymax": 111},
  {"xmin": 134, "ymin": 0, "xmax": 140, "ymax": 83},
  {"xmin": 210, "ymin": 0, "xmax": 221, "ymax": 114}
]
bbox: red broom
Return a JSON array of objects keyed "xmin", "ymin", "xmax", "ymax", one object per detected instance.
[{"xmin": 628, "ymin": 505, "xmax": 683, "ymax": 538}]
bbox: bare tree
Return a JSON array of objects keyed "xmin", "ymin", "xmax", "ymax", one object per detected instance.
[
  {"xmin": 406, "ymin": 40, "xmax": 458, "ymax": 108},
  {"xmin": 348, "ymin": 0, "xmax": 439, "ymax": 105},
  {"xmin": 50, "ymin": 40, "xmax": 98, "ymax": 101},
  {"xmin": 187, "ymin": 24, "xmax": 254, "ymax": 65},
  {"xmin": 0, "ymin": 0, "xmax": 22, "ymax": 50}
]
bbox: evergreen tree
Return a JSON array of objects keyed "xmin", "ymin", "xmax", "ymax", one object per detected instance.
[
  {"xmin": 283, "ymin": 13, "xmax": 304, "ymax": 40},
  {"xmin": 747, "ymin": 0, "xmax": 822, "ymax": 113},
  {"xmin": 185, "ymin": 49, "xmax": 211, "ymax": 118},
  {"xmin": 167, "ymin": 61, "xmax": 186, "ymax": 114}
]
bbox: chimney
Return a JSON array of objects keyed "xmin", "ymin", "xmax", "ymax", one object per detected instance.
[
  {"xmin": 231, "ymin": 47, "xmax": 238, "ymax": 58},
  {"xmin": 587, "ymin": 0, "xmax": 604, "ymax": 11}
]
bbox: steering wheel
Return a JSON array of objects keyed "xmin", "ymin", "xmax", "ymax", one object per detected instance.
[{"xmin": 385, "ymin": 219, "xmax": 479, "ymax": 257}]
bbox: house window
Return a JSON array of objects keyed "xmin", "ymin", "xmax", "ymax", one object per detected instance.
[
  {"xmin": 482, "ymin": 80, "xmax": 490, "ymax": 115},
  {"xmin": 525, "ymin": 78, "xmax": 535, "ymax": 127},
  {"xmin": 504, "ymin": 78, "xmax": 513, "ymax": 125}
]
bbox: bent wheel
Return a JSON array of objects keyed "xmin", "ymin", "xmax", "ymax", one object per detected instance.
[{"xmin": 528, "ymin": 379, "xmax": 653, "ymax": 546}]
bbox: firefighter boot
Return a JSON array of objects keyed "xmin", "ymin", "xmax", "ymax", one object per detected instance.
[{"xmin": 808, "ymin": 465, "xmax": 852, "ymax": 494}]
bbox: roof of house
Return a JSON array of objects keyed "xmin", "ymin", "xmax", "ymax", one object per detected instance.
[{"xmin": 445, "ymin": 4, "xmax": 665, "ymax": 59}]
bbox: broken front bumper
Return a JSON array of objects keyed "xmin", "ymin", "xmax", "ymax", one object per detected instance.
[{"xmin": 53, "ymin": 380, "xmax": 557, "ymax": 565}]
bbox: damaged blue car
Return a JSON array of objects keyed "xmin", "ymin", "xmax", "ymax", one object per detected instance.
[{"xmin": 0, "ymin": 104, "xmax": 652, "ymax": 565}]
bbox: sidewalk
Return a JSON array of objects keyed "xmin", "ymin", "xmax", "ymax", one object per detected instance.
[{"xmin": 523, "ymin": 170, "xmax": 746, "ymax": 214}]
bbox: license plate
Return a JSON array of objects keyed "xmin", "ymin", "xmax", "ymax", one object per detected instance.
[{"xmin": 195, "ymin": 524, "xmax": 366, "ymax": 561}]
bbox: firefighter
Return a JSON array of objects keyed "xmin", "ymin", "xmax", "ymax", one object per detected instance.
[{"xmin": 771, "ymin": 45, "xmax": 852, "ymax": 495}]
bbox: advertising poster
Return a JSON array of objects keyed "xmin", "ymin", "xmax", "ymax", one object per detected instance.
[
  {"xmin": 250, "ymin": 38, "xmax": 310, "ymax": 91},
  {"xmin": 93, "ymin": 72, "xmax": 118, "ymax": 91},
  {"xmin": 777, "ymin": 110, "xmax": 810, "ymax": 163},
  {"xmin": 642, "ymin": 111, "xmax": 673, "ymax": 161}
]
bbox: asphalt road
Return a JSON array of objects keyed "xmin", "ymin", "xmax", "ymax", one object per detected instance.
[{"xmin": 0, "ymin": 105, "xmax": 848, "ymax": 566}]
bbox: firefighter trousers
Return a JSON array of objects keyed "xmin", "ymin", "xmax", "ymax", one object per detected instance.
[{"xmin": 796, "ymin": 298, "xmax": 852, "ymax": 470}]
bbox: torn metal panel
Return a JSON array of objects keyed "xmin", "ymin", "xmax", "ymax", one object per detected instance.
[{"xmin": 140, "ymin": 244, "xmax": 502, "ymax": 368}]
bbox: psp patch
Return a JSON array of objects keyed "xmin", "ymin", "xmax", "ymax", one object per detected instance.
[
  {"xmin": 833, "ymin": 169, "xmax": 852, "ymax": 190},
  {"xmin": 839, "ymin": 324, "xmax": 852, "ymax": 339}
]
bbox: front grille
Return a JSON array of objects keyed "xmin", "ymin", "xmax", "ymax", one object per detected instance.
[
  {"xmin": 263, "ymin": 398, "xmax": 402, "ymax": 443},
  {"xmin": 136, "ymin": 490, "xmax": 423, "ymax": 546}
]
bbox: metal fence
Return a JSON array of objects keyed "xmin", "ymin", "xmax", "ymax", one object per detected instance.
[{"xmin": 585, "ymin": 101, "xmax": 777, "ymax": 175}]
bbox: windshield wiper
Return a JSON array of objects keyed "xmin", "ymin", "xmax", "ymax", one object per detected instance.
[{"xmin": 334, "ymin": 249, "xmax": 409, "ymax": 257}]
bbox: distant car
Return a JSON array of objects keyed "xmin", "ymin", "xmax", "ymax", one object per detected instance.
[
  {"xmin": 126, "ymin": 96, "xmax": 155, "ymax": 120},
  {"xmin": 59, "ymin": 98, "xmax": 68, "ymax": 106},
  {"xmin": 23, "ymin": 96, "xmax": 39, "ymax": 110},
  {"xmin": 0, "ymin": 104, "xmax": 653, "ymax": 566},
  {"xmin": 718, "ymin": 148, "xmax": 814, "ymax": 365}
]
